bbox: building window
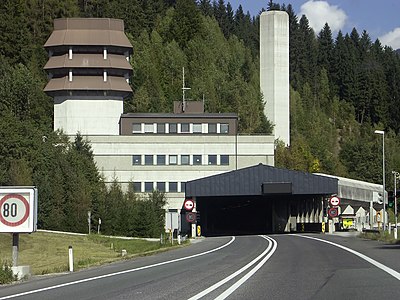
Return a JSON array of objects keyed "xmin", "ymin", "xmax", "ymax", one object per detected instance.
[
  {"xmin": 132, "ymin": 155, "xmax": 141, "ymax": 165},
  {"xmin": 144, "ymin": 123, "xmax": 154, "ymax": 133},
  {"xmin": 169, "ymin": 182, "xmax": 178, "ymax": 192},
  {"xmin": 181, "ymin": 155, "xmax": 190, "ymax": 165},
  {"xmin": 145, "ymin": 182, "xmax": 153, "ymax": 192},
  {"xmin": 169, "ymin": 123, "xmax": 177, "ymax": 133},
  {"xmin": 180, "ymin": 182, "xmax": 186, "ymax": 193},
  {"xmin": 208, "ymin": 155, "xmax": 217, "ymax": 165},
  {"xmin": 132, "ymin": 123, "xmax": 141, "ymax": 133},
  {"xmin": 181, "ymin": 123, "xmax": 189, "ymax": 133},
  {"xmin": 208, "ymin": 123, "xmax": 217, "ymax": 133},
  {"xmin": 193, "ymin": 123, "xmax": 202, "ymax": 133},
  {"xmin": 221, "ymin": 155, "xmax": 229, "ymax": 165},
  {"xmin": 193, "ymin": 155, "xmax": 202, "ymax": 165},
  {"xmin": 132, "ymin": 182, "xmax": 141, "ymax": 192},
  {"xmin": 169, "ymin": 155, "xmax": 177, "ymax": 165},
  {"xmin": 220, "ymin": 123, "xmax": 229, "ymax": 134},
  {"xmin": 156, "ymin": 182, "xmax": 165, "ymax": 192},
  {"xmin": 157, "ymin": 155, "xmax": 166, "ymax": 165},
  {"xmin": 145, "ymin": 155, "xmax": 153, "ymax": 165},
  {"xmin": 157, "ymin": 123, "xmax": 165, "ymax": 133}
]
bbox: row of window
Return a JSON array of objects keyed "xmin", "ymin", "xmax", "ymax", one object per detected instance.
[
  {"xmin": 132, "ymin": 181, "xmax": 185, "ymax": 193},
  {"xmin": 132, "ymin": 154, "xmax": 229, "ymax": 166},
  {"xmin": 132, "ymin": 122, "xmax": 230, "ymax": 134}
]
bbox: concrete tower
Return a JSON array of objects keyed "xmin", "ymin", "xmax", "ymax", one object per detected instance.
[
  {"xmin": 260, "ymin": 11, "xmax": 290, "ymax": 146},
  {"xmin": 44, "ymin": 18, "xmax": 133, "ymax": 135}
]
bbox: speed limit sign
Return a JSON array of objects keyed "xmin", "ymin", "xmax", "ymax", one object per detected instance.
[{"xmin": 0, "ymin": 187, "xmax": 37, "ymax": 233}]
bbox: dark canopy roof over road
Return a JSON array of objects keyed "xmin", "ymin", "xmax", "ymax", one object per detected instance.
[{"xmin": 186, "ymin": 164, "xmax": 338, "ymax": 197}]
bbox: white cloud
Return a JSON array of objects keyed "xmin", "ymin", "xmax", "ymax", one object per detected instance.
[
  {"xmin": 379, "ymin": 28, "xmax": 400, "ymax": 50},
  {"xmin": 299, "ymin": 0, "xmax": 347, "ymax": 34}
]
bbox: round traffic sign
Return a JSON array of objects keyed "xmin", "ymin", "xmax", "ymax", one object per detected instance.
[
  {"xmin": 329, "ymin": 196, "xmax": 340, "ymax": 207},
  {"xmin": 183, "ymin": 199, "xmax": 194, "ymax": 211},
  {"xmin": 186, "ymin": 212, "xmax": 196, "ymax": 223},
  {"xmin": 328, "ymin": 207, "xmax": 339, "ymax": 218},
  {"xmin": 0, "ymin": 194, "xmax": 30, "ymax": 227}
]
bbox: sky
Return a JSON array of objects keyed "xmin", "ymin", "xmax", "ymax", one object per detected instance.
[{"xmin": 229, "ymin": 0, "xmax": 400, "ymax": 49}]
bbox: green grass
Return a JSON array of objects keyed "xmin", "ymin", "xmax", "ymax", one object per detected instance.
[
  {"xmin": 0, "ymin": 232, "xmax": 184, "ymax": 276},
  {"xmin": 360, "ymin": 231, "xmax": 400, "ymax": 244}
]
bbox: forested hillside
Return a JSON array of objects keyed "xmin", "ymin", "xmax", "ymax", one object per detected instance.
[{"xmin": 1, "ymin": 0, "xmax": 400, "ymax": 233}]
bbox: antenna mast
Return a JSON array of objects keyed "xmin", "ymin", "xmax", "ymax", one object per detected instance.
[{"xmin": 182, "ymin": 67, "xmax": 191, "ymax": 112}]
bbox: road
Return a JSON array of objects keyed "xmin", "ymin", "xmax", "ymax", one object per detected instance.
[{"xmin": 0, "ymin": 233, "xmax": 399, "ymax": 299}]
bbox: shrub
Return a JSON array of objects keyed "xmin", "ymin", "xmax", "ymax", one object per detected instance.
[{"xmin": 0, "ymin": 261, "xmax": 16, "ymax": 284}]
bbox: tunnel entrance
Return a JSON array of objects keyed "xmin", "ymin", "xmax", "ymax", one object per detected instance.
[
  {"xmin": 196, "ymin": 196, "xmax": 273, "ymax": 236},
  {"xmin": 184, "ymin": 164, "xmax": 338, "ymax": 237}
]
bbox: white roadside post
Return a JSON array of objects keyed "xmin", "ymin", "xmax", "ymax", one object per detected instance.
[
  {"xmin": 87, "ymin": 211, "xmax": 91, "ymax": 234},
  {"xmin": 393, "ymin": 171, "xmax": 399, "ymax": 239},
  {"xmin": 98, "ymin": 218, "xmax": 101, "ymax": 234},
  {"xmin": 68, "ymin": 246, "xmax": 74, "ymax": 272}
]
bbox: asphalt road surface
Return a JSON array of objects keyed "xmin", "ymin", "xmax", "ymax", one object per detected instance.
[{"xmin": 0, "ymin": 233, "xmax": 399, "ymax": 299}]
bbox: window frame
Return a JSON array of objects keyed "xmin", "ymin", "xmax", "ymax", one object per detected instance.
[
  {"xmin": 132, "ymin": 155, "xmax": 141, "ymax": 165},
  {"xmin": 132, "ymin": 123, "xmax": 141, "ymax": 133},
  {"xmin": 181, "ymin": 155, "xmax": 190, "ymax": 165},
  {"xmin": 193, "ymin": 155, "xmax": 202, "ymax": 165},
  {"xmin": 181, "ymin": 123, "xmax": 190, "ymax": 133},
  {"xmin": 145, "ymin": 155, "xmax": 153, "ymax": 165},
  {"xmin": 193, "ymin": 123, "xmax": 202, "ymax": 133},
  {"xmin": 220, "ymin": 155, "xmax": 229, "ymax": 165},
  {"xmin": 157, "ymin": 155, "xmax": 166, "ymax": 165},
  {"xmin": 169, "ymin": 182, "xmax": 178, "ymax": 192},
  {"xmin": 208, "ymin": 123, "xmax": 217, "ymax": 134},
  {"xmin": 220, "ymin": 123, "xmax": 229, "ymax": 134},
  {"xmin": 169, "ymin": 155, "xmax": 177, "ymax": 165},
  {"xmin": 208, "ymin": 155, "xmax": 217, "ymax": 165},
  {"xmin": 169, "ymin": 123, "xmax": 177, "ymax": 133}
]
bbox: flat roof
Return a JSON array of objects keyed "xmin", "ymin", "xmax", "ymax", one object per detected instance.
[{"xmin": 121, "ymin": 113, "xmax": 238, "ymax": 119}]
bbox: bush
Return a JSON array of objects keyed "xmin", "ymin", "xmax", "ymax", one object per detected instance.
[{"xmin": 0, "ymin": 261, "xmax": 16, "ymax": 284}]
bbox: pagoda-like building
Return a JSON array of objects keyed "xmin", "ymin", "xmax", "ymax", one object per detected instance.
[{"xmin": 44, "ymin": 18, "xmax": 133, "ymax": 135}]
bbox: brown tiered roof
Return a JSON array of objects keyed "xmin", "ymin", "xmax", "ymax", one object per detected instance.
[
  {"xmin": 44, "ymin": 18, "xmax": 132, "ymax": 49},
  {"xmin": 44, "ymin": 18, "xmax": 133, "ymax": 98}
]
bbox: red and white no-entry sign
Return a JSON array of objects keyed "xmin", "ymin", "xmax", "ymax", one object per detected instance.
[
  {"xmin": 183, "ymin": 198, "xmax": 194, "ymax": 211},
  {"xmin": 0, "ymin": 188, "xmax": 37, "ymax": 233},
  {"xmin": 329, "ymin": 196, "xmax": 341, "ymax": 207}
]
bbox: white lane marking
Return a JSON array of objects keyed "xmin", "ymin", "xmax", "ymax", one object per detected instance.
[
  {"xmin": 188, "ymin": 235, "xmax": 275, "ymax": 300},
  {"xmin": 214, "ymin": 236, "xmax": 278, "ymax": 300},
  {"xmin": 293, "ymin": 234, "xmax": 400, "ymax": 281},
  {"xmin": 0, "ymin": 237, "xmax": 236, "ymax": 300}
]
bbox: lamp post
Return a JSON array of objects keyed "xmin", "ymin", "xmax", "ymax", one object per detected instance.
[
  {"xmin": 375, "ymin": 130, "xmax": 386, "ymax": 231},
  {"xmin": 392, "ymin": 171, "xmax": 399, "ymax": 239}
]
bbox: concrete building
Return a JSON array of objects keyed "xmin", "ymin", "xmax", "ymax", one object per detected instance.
[
  {"xmin": 87, "ymin": 101, "xmax": 274, "ymax": 210},
  {"xmin": 43, "ymin": 18, "xmax": 275, "ymax": 218},
  {"xmin": 260, "ymin": 11, "xmax": 290, "ymax": 146}
]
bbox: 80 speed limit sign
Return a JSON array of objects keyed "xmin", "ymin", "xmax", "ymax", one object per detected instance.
[{"xmin": 0, "ymin": 187, "xmax": 37, "ymax": 233}]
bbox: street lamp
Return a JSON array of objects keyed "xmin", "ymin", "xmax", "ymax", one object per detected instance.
[
  {"xmin": 392, "ymin": 171, "xmax": 399, "ymax": 239},
  {"xmin": 375, "ymin": 130, "xmax": 386, "ymax": 231}
]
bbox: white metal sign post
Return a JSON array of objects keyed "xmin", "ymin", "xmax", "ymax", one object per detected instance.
[{"xmin": 0, "ymin": 187, "xmax": 38, "ymax": 268}]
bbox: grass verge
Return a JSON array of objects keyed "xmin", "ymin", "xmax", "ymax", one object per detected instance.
[{"xmin": 0, "ymin": 231, "xmax": 185, "ymax": 277}]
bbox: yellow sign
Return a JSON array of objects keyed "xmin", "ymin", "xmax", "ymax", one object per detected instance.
[
  {"xmin": 376, "ymin": 212, "xmax": 381, "ymax": 222},
  {"xmin": 322, "ymin": 222, "xmax": 325, "ymax": 233},
  {"xmin": 343, "ymin": 219, "xmax": 353, "ymax": 229},
  {"xmin": 197, "ymin": 225, "xmax": 201, "ymax": 237}
]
